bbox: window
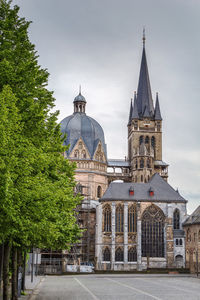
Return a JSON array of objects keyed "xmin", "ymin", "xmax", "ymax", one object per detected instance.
[
  {"xmin": 199, "ymin": 230, "xmax": 200, "ymax": 242},
  {"xmin": 147, "ymin": 158, "xmax": 150, "ymax": 168},
  {"xmin": 135, "ymin": 159, "xmax": 138, "ymax": 169},
  {"xmin": 141, "ymin": 175, "xmax": 143, "ymax": 182},
  {"xmin": 115, "ymin": 248, "xmax": 123, "ymax": 262},
  {"xmin": 176, "ymin": 239, "xmax": 179, "ymax": 246},
  {"xmin": 74, "ymin": 150, "xmax": 79, "ymax": 158},
  {"xmin": 140, "ymin": 158, "xmax": 144, "ymax": 168},
  {"xmin": 145, "ymin": 136, "xmax": 149, "ymax": 144},
  {"xmin": 173, "ymin": 209, "xmax": 180, "ymax": 230},
  {"xmin": 142, "ymin": 204, "xmax": 165, "ymax": 257},
  {"xmin": 103, "ymin": 247, "xmax": 111, "ymax": 261},
  {"xmin": 103, "ymin": 205, "xmax": 111, "ymax": 232},
  {"xmin": 151, "ymin": 136, "xmax": 155, "ymax": 149},
  {"xmin": 115, "ymin": 205, "xmax": 124, "ymax": 232},
  {"xmin": 128, "ymin": 205, "xmax": 137, "ymax": 233},
  {"xmin": 139, "ymin": 136, "xmax": 144, "ymax": 145},
  {"xmin": 128, "ymin": 247, "xmax": 137, "ymax": 262},
  {"xmin": 82, "ymin": 150, "xmax": 86, "ymax": 159},
  {"xmin": 179, "ymin": 239, "xmax": 182, "ymax": 246},
  {"xmin": 187, "ymin": 228, "xmax": 191, "ymax": 242},
  {"xmin": 97, "ymin": 186, "xmax": 102, "ymax": 198}
]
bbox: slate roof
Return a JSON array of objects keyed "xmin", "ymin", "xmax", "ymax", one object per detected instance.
[
  {"xmin": 60, "ymin": 93, "xmax": 107, "ymax": 159},
  {"xmin": 108, "ymin": 159, "xmax": 130, "ymax": 167},
  {"xmin": 183, "ymin": 205, "xmax": 200, "ymax": 226},
  {"xmin": 154, "ymin": 93, "xmax": 162, "ymax": 120},
  {"xmin": 136, "ymin": 46, "xmax": 154, "ymax": 119},
  {"xmin": 100, "ymin": 173, "xmax": 187, "ymax": 202}
]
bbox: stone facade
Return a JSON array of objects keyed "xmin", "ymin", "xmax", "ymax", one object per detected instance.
[{"xmin": 183, "ymin": 206, "xmax": 200, "ymax": 273}]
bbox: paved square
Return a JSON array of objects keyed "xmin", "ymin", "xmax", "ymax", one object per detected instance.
[{"xmin": 32, "ymin": 274, "xmax": 200, "ymax": 300}]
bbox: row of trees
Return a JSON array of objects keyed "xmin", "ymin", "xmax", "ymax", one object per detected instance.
[{"xmin": 0, "ymin": 1, "xmax": 81, "ymax": 299}]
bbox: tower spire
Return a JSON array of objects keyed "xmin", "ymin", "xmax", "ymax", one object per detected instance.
[
  {"xmin": 136, "ymin": 34, "xmax": 154, "ymax": 118},
  {"xmin": 143, "ymin": 27, "xmax": 146, "ymax": 48},
  {"xmin": 79, "ymin": 85, "xmax": 81, "ymax": 95}
]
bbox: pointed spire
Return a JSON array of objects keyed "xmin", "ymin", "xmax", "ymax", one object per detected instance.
[
  {"xmin": 154, "ymin": 92, "xmax": 162, "ymax": 120},
  {"xmin": 143, "ymin": 27, "xmax": 146, "ymax": 48},
  {"xmin": 132, "ymin": 91, "xmax": 139, "ymax": 119},
  {"xmin": 79, "ymin": 84, "xmax": 81, "ymax": 94},
  {"xmin": 128, "ymin": 98, "xmax": 133, "ymax": 125},
  {"xmin": 136, "ymin": 34, "xmax": 154, "ymax": 119}
]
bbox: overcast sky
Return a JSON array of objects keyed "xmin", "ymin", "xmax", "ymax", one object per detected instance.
[{"xmin": 15, "ymin": 0, "xmax": 200, "ymax": 214}]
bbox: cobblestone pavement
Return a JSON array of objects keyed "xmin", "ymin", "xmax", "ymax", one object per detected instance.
[{"xmin": 30, "ymin": 274, "xmax": 200, "ymax": 300}]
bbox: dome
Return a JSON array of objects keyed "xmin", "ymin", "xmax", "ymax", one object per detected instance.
[
  {"xmin": 73, "ymin": 92, "xmax": 86, "ymax": 103},
  {"xmin": 60, "ymin": 93, "xmax": 107, "ymax": 159}
]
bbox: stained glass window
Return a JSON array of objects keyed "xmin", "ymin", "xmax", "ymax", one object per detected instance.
[
  {"xmin": 103, "ymin": 205, "xmax": 111, "ymax": 232},
  {"xmin": 128, "ymin": 247, "xmax": 137, "ymax": 262},
  {"xmin": 115, "ymin": 205, "xmax": 124, "ymax": 232}
]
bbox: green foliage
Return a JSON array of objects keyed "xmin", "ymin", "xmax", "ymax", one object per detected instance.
[{"xmin": 0, "ymin": 0, "xmax": 82, "ymax": 251}]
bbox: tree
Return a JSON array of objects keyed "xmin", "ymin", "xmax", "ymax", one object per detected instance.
[{"xmin": 0, "ymin": 1, "xmax": 81, "ymax": 299}]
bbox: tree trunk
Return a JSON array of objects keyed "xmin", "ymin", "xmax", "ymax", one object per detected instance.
[
  {"xmin": 11, "ymin": 247, "xmax": 18, "ymax": 300},
  {"xmin": 22, "ymin": 252, "xmax": 26, "ymax": 291},
  {"xmin": 0, "ymin": 244, "xmax": 4, "ymax": 290},
  {"xmin": 3, "ymin": 241, "xmax": 11, "ymax": 300}
]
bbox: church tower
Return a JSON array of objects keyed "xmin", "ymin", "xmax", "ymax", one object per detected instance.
[{"xmin": 128, "ymin": 33, "xmax": 168, "ymax": 182}]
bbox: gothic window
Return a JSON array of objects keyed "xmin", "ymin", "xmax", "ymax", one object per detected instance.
[
  {"xmin": 103, "ymin": 247, "xmax": 111, "ymax": 261},
  {"xmin": 173, "ymin": 209, "xmax": 180, "ymax": 230},
  {"xmin": 145, "ymin": 136, "xmax": 149, "ymax": 144},
  {"xmin": 135, "ymin": 159, "xmax": 138, "ymax": 169},
  {"xmin": 128, "ymin": 205, "xmax": 137, "ymax": 233},
  {"xmin": 140, "ymin": 158, "xmax": 144, "ymax": 168},
  {"xmin": 128, "ymin": 247, "xmax": 137, "ymax": 262},
  {"xmin": 97, "ymin": 186, "xmax": 102, "ymax": 198},
  {"xmin": 115, "ymin": 205, "xmax": 124, "ymax": 233},
  {"xmin": 142, "ymin": 205, "xmax": 165, "ymax": 257},
  {"xmin": 76, "ymin": 183, "xmax": 83, "ymax": 195},
  {"xmin": 176, "ymin": 239, "xmax": 179, "ymax": 246},
  {"xmin": 141, "ymin": 175, "xmax": 143, "ymax": 182},
  {"xmin": 187, "ymin": 228, "xmax": 191, "ymax": 242},
  {"xmin": 157, "ymin": 122, "xmax": 161, "ymax": 131},
  {"xmin": 74, "ymin": 150, "xmax": 79, "ymax": 158},
  {"xmin": 103, "ymin": 205, "xmax": 111, "ymax": 232},
  {"xmin": 134, "ymin": 121, "xmax": 138, "ymax": 130},
  {"xmin": 147, "ymin": 158, "xmax": 151, "ymax": 168},
  {"xmin": 151, "ymin": 136, "xmax": 155, "ymax": 149},
  {"xmin": 82, "ymin": 150, "xmax": 86, "ymax": 159},
  {"xmin": 139, "ymin": 136, "xmax": 144, "ymax": 145},
  {"xmin": 115, "ymin": 248, "xmax": 123, "ymax": 262},
  {"xmin": 179, "ymin": 239, "xmax": 182, "ymax": 246}
]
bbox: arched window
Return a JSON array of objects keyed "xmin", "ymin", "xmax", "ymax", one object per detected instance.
[
  {"xmin": 97, "ymin": 186, "xmax": 102, "ymax": 198},
  {"xmin": 142, "ymin": 204, "xmax": 165, "ymax": 257},
  {"xmin": 176, "ymin": 239, "xmax": 179, "ymax": 246},
  {"xmin": 140, "ymin": 158, "xmax": 144, "ymax": 168},
  {"xmin": 115, "ymin": 248, "xmax": 123, "ymax": 262},
  {"xmin": 74, "ymin": 150, "xmax": 79, "ymax": 158},
  {"xmin": 103, "ymin": 247, "xmax": 111, "ymax": 261},
  {"xmin": 128, "ymin": 205, "xmax": 137, "ymax": 233},
  {"xmin": 145, "ymin": 136, "xmax": 149, "ymax": 144},
  {"xmin": 139, "ymin": 136, "xmax": 144, "ymax": 145},
  {"xmin": 115, "ymin": 205, "xmax": 124, "ymax": 232},
  {"xmin": 179, "ymin": 239, "xmax": 182, "ymax": 246},
  {"xmin": 151, "ymin": 136, "xmax": 155, "ymax": 149},
  {"xmin": 187, "ymin": 228, "xmax": 191, "ymax": 242},
  {"xmin": 82, "ymin": 150, "xmax": 86, "ymax": 159},
  {"xmin": 135, "ymin": 159, "xmax": 138, "ymax": 169},
  {"xmin": 103, "ymin": 205, "xmax": 111, "ymax": 232},
  {"xmin": 173, "ymin": 209, "xmax": 180, "ymax": 229},
  {"xmin": 128, "ymin": 247, "xmax": 137, "ymax": 262},
  {"xmin": 147, "ymin": 158, "xmax": 150, "ymax": 168}
]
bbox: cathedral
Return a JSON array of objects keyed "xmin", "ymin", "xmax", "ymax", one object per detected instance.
[{"xmin": 60, "ymin": 36, "xmax": 188, "ymax": 271}]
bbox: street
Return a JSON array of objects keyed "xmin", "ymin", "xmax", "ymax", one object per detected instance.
[{"xmin": 31, "ymin": 274, "xmax": 200, "ymax": 300}]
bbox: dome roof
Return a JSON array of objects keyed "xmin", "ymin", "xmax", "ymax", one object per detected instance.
[
  {"xmin": 60, "ymin": 112, "xmax": 107, "ymax": 159},
  {"xmin": 73, "ymin": 92, "xmax": 86, "ymax": 103}
]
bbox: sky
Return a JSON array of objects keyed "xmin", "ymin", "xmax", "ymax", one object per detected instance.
[{"xmin": 15, "ymin": 0, "xmax": 200, "ymax": 214}]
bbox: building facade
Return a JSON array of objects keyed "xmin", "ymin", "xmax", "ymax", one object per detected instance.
[
  {"xmin": 183, "ymin": 205, "xmax": 200, "ymax": 273},
  {"xmin": 60, "ymin": 36, "xmax": 188, "ymax": 270}
]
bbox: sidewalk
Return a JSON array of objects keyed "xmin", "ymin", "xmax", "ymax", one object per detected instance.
[{"xmin": 19, "ymin": 275, "xmax": 44, "ymax": 300}]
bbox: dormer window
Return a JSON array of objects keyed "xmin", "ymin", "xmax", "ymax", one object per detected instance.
[
  {"xmin": 149, "ymin": 187, "xmax": 154, "ymax": 197},
  {"xmin": 129, "ymin": 186, "xmax": 134, "ymax": 196}
]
